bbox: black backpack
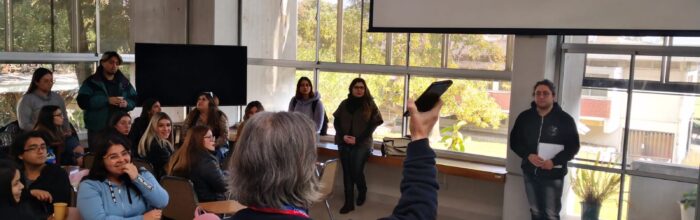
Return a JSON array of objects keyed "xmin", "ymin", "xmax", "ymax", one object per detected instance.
[{"xmin": 292, "ymin": 99, "xmax": 329, "ymax": 135}]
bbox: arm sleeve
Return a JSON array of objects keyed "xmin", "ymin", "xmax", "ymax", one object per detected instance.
[
  {"xmin": 132, "ymin": 171, "xmax": 169, "ymax": 209},
  {"xmin": 123, "ymin": 83, "xmax": 137, "ymax": 111},
  {"xmin": 52, "ymin": 168, "xmax": 73, "ymax": 203},
  {"xmin": 355, "ymin": 104, "xmax": 384, "ymax": 144},
  {"xmin": 199, "ymin": 158, "xmax": 228, "ymax": 194},
  {"xmin": 551, "ymin": 117, "xmax": 581, "ymax": 166},
  {"xmin": 16, "ymin": 96, "xmax": 34, "ymax": 131},
  {"xmin": 313, "ymin": 101, "xmax": 325, "ymax": 132},
  {"xmin": 77, "ymin": 181, "xmax": 144, "ymax": 220},
  {"xmin": 77, "ymin": 83, "xmax": 108, "ymax": 111},
  {"xmin": 509, "ymin": 113, "xmax": 531, "ymax": 159},
  {"xmin": 288, "ymin": 98, "xmax": 295, "ymax": 112},
  {"xmin": 381, "ymin": 139, "xmax": 438, "ymax": 220},
  {"xmin": 333, "ymin": 102, "xmax": 345, "ymax": 145},
  {"xmin": 147, "ymin": 141, "xmax": 171, "ymax": 178},
  {"xmin": 215, "ymin": 113, "xmax": 229, "ymax": 146}
]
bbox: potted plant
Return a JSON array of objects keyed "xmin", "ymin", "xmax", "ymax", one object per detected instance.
[
  {"xmin": 570, "ymin": 154, "xmax": 621, "ymax": 220},
  {"xmin": 680, "ymin": 188, "xmax": 696, "ymax": 220}
]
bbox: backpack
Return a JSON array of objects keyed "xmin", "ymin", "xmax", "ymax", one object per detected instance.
[{"xmin": 292, "ymin": 99, "xmax": 330, "ymax": 135}]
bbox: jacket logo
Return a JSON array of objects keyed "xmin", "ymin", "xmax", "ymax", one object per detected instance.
[{"xmin": 548, "ymin": 126, "xmax": 559, "ymax": 137}]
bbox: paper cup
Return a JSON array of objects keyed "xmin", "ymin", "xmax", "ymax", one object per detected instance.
[{"xmin": 53, "ymin": 202, "xmax": 68, "ymax": 220}]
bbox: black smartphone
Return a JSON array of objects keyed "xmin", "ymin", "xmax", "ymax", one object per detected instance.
[{"xmin": 404, "ymin": 80, "xmax": 453, "ymax": 116}]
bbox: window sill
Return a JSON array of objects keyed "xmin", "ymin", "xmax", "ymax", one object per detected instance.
[{"xmin": 317, "ymin": 136, "xmax": 506, "ymax": 183}]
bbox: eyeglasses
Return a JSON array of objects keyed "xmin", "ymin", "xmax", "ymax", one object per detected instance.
[
  {"xmin": 203, "ymin": 135, "xmax": 214, "ymax": 140},
  {"xmin": 104, "ymin": 150, "xmax": 131, "ymax": 161},
  {"xmin": 24, "ymin": 144, "xmax": 48, "ymax": 153}
]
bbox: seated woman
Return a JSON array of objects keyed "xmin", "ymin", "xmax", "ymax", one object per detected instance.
[
  {"xmin": 182, "ymin": 93, "xmax": 228, "ymax": 156},
  {"xmin": 10, "ymin": 131, "xmax": 72, "ymax": 219},
  {"xmin": 137, "ymin": 112, "xmax": 173, "ymax": 180},
  {"xmin": 0, "ymin": 159, "xmax": 35, "ymax": 220},
  {"xmin": 77, "ymin": 134, "xmax": 168, "ymax": 220},
  {"xmin": 227, "ymin": 99, "xmax": 440, "ymax": 220},
  {"xmin": 130, "ymin": 99, "xmax": 161, "ymax": 149},
  {"xmin": 234, "ymin": 101, "xmax": 264, "ymax": 142},
  {"xmin": 33, "ymin": 105, "xmax": 85, "ymax": 166},
  {"xmin": 167, "ymin": 125, "xmax": 227, "ymax": 202}
]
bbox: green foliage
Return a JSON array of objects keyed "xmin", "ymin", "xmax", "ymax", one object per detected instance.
[
  {"xmin": 571, "ymin": 154, "xmax": 622, "ymax": 205},
  {"xmin": 682, "ymin": 188, "xmax": 697, "ymax": 209},
  {"xmin": 440, "ymin": 120, "xmax": 468, "ymax": 152}
]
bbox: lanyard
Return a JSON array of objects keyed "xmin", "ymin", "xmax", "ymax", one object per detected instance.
[{"xmin": 249, "ymin": 205, "xmax": 309, "ymax": 218}]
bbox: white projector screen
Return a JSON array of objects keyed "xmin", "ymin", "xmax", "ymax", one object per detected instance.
[{"xmin": 369, "ymin": 0, "xmax": 700, "ymax": 36}]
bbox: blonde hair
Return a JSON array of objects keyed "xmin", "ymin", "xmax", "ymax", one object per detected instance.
[
  {"xmin": 229, "ymin": 112, "xmax": 321, "ymax": 209},
  {"xmin": 137, "ymin": 112, "xmax": 173, "ymax": 158}
]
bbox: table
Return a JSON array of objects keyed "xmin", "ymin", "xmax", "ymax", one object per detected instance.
[{"xmin": 199, "ymin": 200, "xmax": 246, "ymax": 215}]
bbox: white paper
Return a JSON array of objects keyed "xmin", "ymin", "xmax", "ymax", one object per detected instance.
[{"xmin": 538, "ymin": 143, "xmax": 564, "ymax": 160}]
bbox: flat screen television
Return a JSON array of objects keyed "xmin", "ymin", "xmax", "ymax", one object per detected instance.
[{"xmin": 135, "ymin": 43, "xmax": 247, "ymax": 107}]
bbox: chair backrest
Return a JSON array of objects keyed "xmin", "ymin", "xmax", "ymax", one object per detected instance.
[
  {"xmin": 132, "ymin": 158, "xmax": 155, "ymax": 173},
  {"xmin": 82, "ymin": 153, "xmax": 95, "ymax": 170},
  {"xmin": 161, "ymin": 176, "xmax": 199, "ymax": 220},
  {"xmin": 318, "ymin": 159, "xmax": 338, "ymax": 200}
]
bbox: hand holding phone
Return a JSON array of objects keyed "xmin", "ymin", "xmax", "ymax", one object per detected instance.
[{"xmin": 403, "ymin": 80, "xmax": 452, "ymax": 116}]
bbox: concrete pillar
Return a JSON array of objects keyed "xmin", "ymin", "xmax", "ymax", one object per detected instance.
[{"xmin": 503, "ymin": 35, "xmax": 560, "ymax": 220}]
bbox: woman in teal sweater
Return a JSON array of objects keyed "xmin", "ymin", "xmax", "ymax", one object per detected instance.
[{"xmin": 77, "ymin": 134, "xmax": 168, "ymax": 220}]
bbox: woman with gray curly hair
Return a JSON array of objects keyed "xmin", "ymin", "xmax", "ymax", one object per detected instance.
[{"xmin": 227, "ymin": 111, "xmax": 320, "ymax": 219}]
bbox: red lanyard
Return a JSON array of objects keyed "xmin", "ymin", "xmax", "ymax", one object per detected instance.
[{"xmin": 249, "ymin": 206, "xmax": 309, "ymax": 218}]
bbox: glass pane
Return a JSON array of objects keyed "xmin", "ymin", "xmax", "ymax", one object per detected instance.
[
  {"xmin": 585, "ymin": 54, "xmax": 631, "ymax": 79},
  {"xmin": 409, "ymin": 77, "xmax": 509, "ymax": 157},
  {"xmin": 625, "ymin": 175, "xmax": 695, "ymax": 220},
  {"xmin": 627, "ymin": 92, "xmax": 700, "ymax": 175},
  {"xmin": 12, "ymin": 0, "xmax": 51, "ymax": 52},
  {"xmin": 361, "ymin": 74, "xmax": 404, "ymax": 140},
  {"xmin": 576, "ymin": 88, "xmax": 627, "ymax": 167},
  {"xmin": 296, "ymin": 70, "xmax": 314, "ymax": 80},
  {"xmin": 340, "ymin": 0, "xmax": 361, "ymax": 63},
  {"xmin": 585, "ymin": 36, "xmax": 664, "ymax": 46},
  {"xmin": 247, "ymin": 65, "xmax": 298, "ymax": 111},
  {"xmin": 317, "ymin": 71, "xmax": 359, "ymax": 135},
  {"xmin": 633, "ymin": 56, "xmax": 662, "ymax": 81},
  {"xmin": 409, "ymin": 33, "xmax": 443, "ymax": 68},
  {"xmin": 319, "ymin": 0, "xmax": 337, "ymax": 62},
  {"xmin": 391, "ymin": 33, "xmax": 407, "ymax": 66},
  {"xmin": 447, "ymin": 34, "xmax": 507, "ymax": 71},
  {"xmin": 100, "ymin": 0, "xmax": 132, "ymax": 53},
  {"xmin": 564, "ymin": 167, "xmax": 623, "ymax": 220},
  {"xmin": 0, "ymin": 0, "xmax": 5, "ymax": 51},
  {"xmin": 672, "ymin": 37, "xmax": 700, "ymax": 47},
  {"xmin": 669, "ymin": 56, "xmax": 700, "ymax": 83},
  {"xmin": 54, "ymin": 0, "xmax": 96, "ymax": 53},
  {"xmin": 297, "ymin": 0, "xmax": 317, "ymax": 61},
  {"xmin": 54, "ymin": 63, "xmax": 94, "ymax": 131},
  {"xmin": 360, "ymin": 0, "xmax": 385, "ymax": 65}
]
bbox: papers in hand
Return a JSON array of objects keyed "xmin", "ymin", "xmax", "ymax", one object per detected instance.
[{"xmin": 538, "ymin": 142, "xmax": 564, "ymax": 161}]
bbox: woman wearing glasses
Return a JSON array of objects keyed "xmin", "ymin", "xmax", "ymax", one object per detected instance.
[
  {"xmin": 10, "ymin": 131, "xmax": 72, "ymax": 219},
  {"xmin": 77, "ymin": 134, "xmax": 168, "ymax": 220},
  {"xmin": 17, "ymin": 68, "xmax": 71, "ymax": 132},
  {"xmin": 33, "ymin": 105, "xmax": 85, "ymax": 166},
  {"xmin": 167, "ymin": 125, "xmax": 228, "ymax": 202}
]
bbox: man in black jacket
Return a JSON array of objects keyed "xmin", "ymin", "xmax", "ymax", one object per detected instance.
[{"xmin": 510, "ymin": 79, "xmax": 580, "ymax": 220}]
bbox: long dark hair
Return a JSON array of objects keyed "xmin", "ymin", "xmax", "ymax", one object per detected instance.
[
  {"xmin": 26, "ymin": 68, "xmax": 53, "ymax": 94},
  {"xmin": 190, "ymin": 92, "xmax": 225, "ymax": 136},
  {"xmin": 243, "ymin": 101, "xmax": 265, "ymax": 121},
  {"xmin": 81, "ymin": 134, "xmax": 141, "ymax": 203},
  {"xmin": 0, "ymin": 159, "xmax": 20, "ymax": 206},
  {"xmin": 347, "ymin": 78, "xmax": 374, "ymax": 119},
  {"xmin": 109, "ymin": 112, "xmax": 131, "ymax": 130},
  {"xmin": 33, "ymin": 105, "xmax": 63, "ymax": 143},
  {"xmin": 167, "ymin": 126, "xmax": 211, "ymax": 176},
  {"xmin": 294, "ymin": 77, "xmax": 315, "ymax": 99},
  {"xmin": 139, "ymin": 99, "xmax": 160, "ymax": 119}
]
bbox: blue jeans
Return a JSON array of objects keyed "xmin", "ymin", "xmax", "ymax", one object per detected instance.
[{"xmin": 524, "ymin": 172, "xmax": 564, "ymax": 220}]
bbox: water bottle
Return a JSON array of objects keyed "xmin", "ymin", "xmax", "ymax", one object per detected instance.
[{"xmin": 46, "ymin": 148, "xmax": 56, "ymax": 164}]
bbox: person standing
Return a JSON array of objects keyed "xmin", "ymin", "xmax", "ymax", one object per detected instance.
[
  {"xmin": 288, "ymin": 77, "xmax": 325, "ymax": 133},
  {"xmin": 509, "ymin": 79, "xmax": 580, "ymax": 220},
  {"xmin": 77, "ymin": 51, "xmax": 137, "ymax": 150},
  {"xmin": 334, "ymin": 78, "xmax": 383, "ymax": 214},
  {"xmin": 17, "ymin": 67, "xmax": 70, "ymax": 132}
]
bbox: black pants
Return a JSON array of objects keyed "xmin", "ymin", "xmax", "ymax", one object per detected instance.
[
  {"xmin": 339, "ymin": 145, "xmax": 371, "ymax": 205},
  {"xmin": 87, "ymin": 129, "xmax": 100, "ymax": 151}
]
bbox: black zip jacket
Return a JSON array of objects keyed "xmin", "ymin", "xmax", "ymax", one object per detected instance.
[{"xmin": 510, "ymin": 102, "xmax": 580, "ymax": 179}]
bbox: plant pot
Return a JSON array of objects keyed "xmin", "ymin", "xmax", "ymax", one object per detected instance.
[
  {"xmin": 581, "ymin": 202, "xmax": 602, "ymax": 220},
  {"xmin": 679, "ymin": 203, "xmax": 695, "ymax": 220}
]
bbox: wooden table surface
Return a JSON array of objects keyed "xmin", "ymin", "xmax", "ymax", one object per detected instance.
[{"xmin": 199, "ymin": 200, "xmax": 247, "ymax": 215}]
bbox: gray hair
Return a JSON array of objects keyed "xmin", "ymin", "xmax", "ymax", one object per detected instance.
[{"xmin": 229, "ymin": 111, "xmax": 321, "ymax": 208}]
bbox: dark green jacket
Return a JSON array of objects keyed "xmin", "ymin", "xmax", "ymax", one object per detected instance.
[{"xmin": 77, "ymin": 70, "xmax": 137, "ymax": 131}]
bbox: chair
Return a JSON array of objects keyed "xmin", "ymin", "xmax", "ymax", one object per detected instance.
[
  {"xmin": 81, "ymin": 153, "xmax": 94, "ymax": 170},
  {"xmin": 161, "ymin": 176, "xmax": 199, "ymax": 220},
  {"xmin": 132, "ymin": 158, "xmax": 155, "ymax": 173},
  {"xmin": 317, "ymin": 158, "xmax": 339, "ymax": 220}
]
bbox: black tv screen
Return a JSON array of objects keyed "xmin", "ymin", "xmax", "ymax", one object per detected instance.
[{"xmin": 135, "ymin": 43, "xmax": 247, "ymax": 107}]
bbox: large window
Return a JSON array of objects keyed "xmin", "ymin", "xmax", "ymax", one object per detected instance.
[
  {"xmin": 0, "ymin": 0, "xmax": 133, "ymax": 131},
  {"xmin": 562, "ymin": 36, "xmax": 700, "ymax": 220}
]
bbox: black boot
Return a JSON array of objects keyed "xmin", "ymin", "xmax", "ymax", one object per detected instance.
[
  {"xmin": 356, "ymin": 190, "xmax": 366, "ymax": 206},
  {"xmin": 340, "ymin": 190, "xmax": 355, "ymax": 214}
]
